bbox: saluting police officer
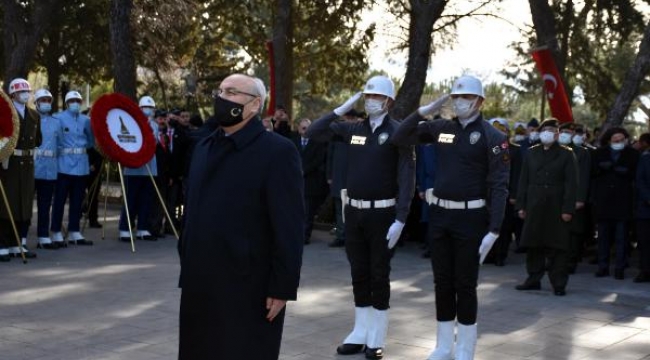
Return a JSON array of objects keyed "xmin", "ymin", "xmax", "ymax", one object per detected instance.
[
  {"xmin": 392, "ymin": 75, "xmax": 510, "ymax": 360},
  {"xmin": 306, "ymin": 75, "xmax": 415, "ymax": 360}
]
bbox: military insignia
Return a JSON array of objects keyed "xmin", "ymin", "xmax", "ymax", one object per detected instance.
[
  {"xmin": 350, "ymin": 135, "xmax": 366, "ymax": 145},
  {"xmin": 492, "ymin": 145, "xmax": 501, "ymax": 155},
  {"xmin": 378, "ymin": 132, "xmax": 389, "ymax": 145},
  {"xmin": 469, "ymin": 131, "xmax": 481, "ymax": 145},
  {"xmin": 500, "ymin": 140, "xmax": 509, "ymax": 149},
  {"xmin": 503, "ymin": 152, "xmax": 510, "ymax": 163},
  {"xmin": 438, "ymin": 133, "xmax": 455, "ymax": 144}
]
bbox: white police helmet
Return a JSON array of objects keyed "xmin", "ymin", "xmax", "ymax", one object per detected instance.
[
  {"xmin": 65, "ymin": 90, "xmax": 83, "ymax": 103},
  {"xmin": 139, "ymin": 96, "xmax": 156, "ymax": 108},
  {"xmin": 34, "ymin": 88, "xmax": 53, "ymax": 102},
  {"xmin": 8, "ymin": 78, "xmax": 31, "ymax": 95},
  {"xmin": 362, "ymin": 75, "xmax": 395, "ymax": 100},
  {"xmin": 489, "ymin": 117, "xmax": 510, "ymax": 131},
  {"xmin": 451, "ymin": 75, "xmax": 485, "ymax": 99}
]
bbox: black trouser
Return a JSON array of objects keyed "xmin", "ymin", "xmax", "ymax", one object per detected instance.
[
  {"xmin": 86, "ymin": 167, "xmax": 101, "ymax": 223},
  {"xmin": 344, "ymin": 206, "xmax": 394, "ymax": 310},
  {"xmin": 525, "ymin": 247, "xmax": 569, "ymax": 290},
  {"xmin": 637, "ymin": 219, "xmax": 650, "ymax": 273},
  {"xmin": 0, "ymin": 219, "xmax": 29, "ymax": 248},
  {"xmin": 429, "ymin": 205, "xmax": 487, "ymax": 325},
  {"xmin": 304, "ymin": 193, "xmax": 327, "ymax": 241},
  {"xmin": 492, "ymin": 202, "xmax": 515, "ymax": 261},
  {"xmin": 567, "ymin": 207, "xmax": 586, "ymax": 270}
]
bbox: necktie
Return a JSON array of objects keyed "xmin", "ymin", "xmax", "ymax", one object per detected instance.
[
  {"xmin": 302, "ymin": 138, "xmax": 307, "ymax": 148},
  {"xmin": 159, "ymin": 132, "xmax": 167, "ymax": 152}
]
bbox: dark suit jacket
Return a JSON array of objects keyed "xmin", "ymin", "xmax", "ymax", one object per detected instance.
[
  {"xmin": 293, "ymin": 136, "xmax": 328, "ymax": 198},
  {"xmin": 591, "ymin": 146, "xmax": 639, "ymax": 220}
]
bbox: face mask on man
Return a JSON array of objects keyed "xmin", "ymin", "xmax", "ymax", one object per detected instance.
[
  {"xmin": 142, "ymin": 108, "xmax": 154, "ymax": 117},
  {"xmin": 610, "ymin": 142, "xmax": 625, "ymax": 151},
  {"xmin": 68, "ymin": 102, "xmax": 81, "ymax": 113},
  {"xmin": 539, "ymin": 130, "xmax": 556, "ymax": 145},
  {"xmin": 529, "ymin": 131, "xmax": 540, "ymax": 142},
  {"xmin": 214, "ymin": 96, "xmax": 255, "ymax": 127},
  {"xmin": 452, "ymin": 97, "xmax": 477, "ymax": 119},
  {"xmin": 572, "ymin": 135, "xmax": 584, "ymax": 146},
  {"xmin": 558, "ymin": 133, "xmax": 572, "ymax": 145},
  {"xmin": 17, "ymin": 92, "xmax": 30, "ymax": 104},
  {"xmin": 364, "ymin": 98, "xmax": 386, "ymax": 117},
  {"xmin": 37, "ymin": 102, "xmax": 52, "ymax": 114}
]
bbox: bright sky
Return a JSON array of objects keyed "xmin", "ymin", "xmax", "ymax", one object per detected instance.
[{"xmin": 363, "ymin": 0, "xmax": 531, "ymax": 84}]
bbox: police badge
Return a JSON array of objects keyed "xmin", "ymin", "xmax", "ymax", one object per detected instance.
[
  {"xmin": 469, "ymin": 131, "xmax": 481, "ymax": 145},
  {"xmin": 378, "ymin": 132, "xmax": 389, "ymax": 145}
]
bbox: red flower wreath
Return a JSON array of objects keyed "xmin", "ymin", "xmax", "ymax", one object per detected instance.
[
  {"xmin": 0, "ymin": 90, "xmax": 19, "ymax": 161},
  {"xmin": 90, "ymin": 93, "xmax": 156, "ymax": 168}
]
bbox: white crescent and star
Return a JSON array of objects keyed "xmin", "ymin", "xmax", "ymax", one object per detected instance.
[{"xmin": 542, "ymin": 73, "xmax": 557, "ymax": 100}]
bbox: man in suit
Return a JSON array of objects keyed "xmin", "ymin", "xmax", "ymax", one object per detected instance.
[
  {"xmin": 178, "ymin": 74, "xmax": 304, "ymax": 360},
  {"xmin": 294, "ymin": 118, "xmax": 329, "ymax": 244}
]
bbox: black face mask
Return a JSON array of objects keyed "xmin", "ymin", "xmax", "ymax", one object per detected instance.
[{"xmin": 214, "ymin": 96, "xmax": 247, "ymax": 127}]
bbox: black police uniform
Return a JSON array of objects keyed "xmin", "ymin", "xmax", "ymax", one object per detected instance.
[
  {"xmin": 306, "ymin": 112, "xmax": 414, "ymax": 310},
  {"xmin": 392, "ymin": 112, "xmax": 509, "ymax": 325}
]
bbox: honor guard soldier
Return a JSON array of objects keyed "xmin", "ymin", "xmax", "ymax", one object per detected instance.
[
  {"xmin": 515, "ymin": 118, "xmax": 578, "ymax": 295},
  {"xmin": 306, "ymin": 75, "xmax": 415, "ymax": 359},
  {"xmin": 50, "ymin": 90, "xmax": 94, "ymax": 246},
  {"xmin": 0, "ymin": 78, "xmax": 41, "ymax": 261},
  {"xmin": 557, "ymin": 122, "xmax": 591, "ymax": 274},
  {"xmin": 392, "ymin": 75, "xmax": 510, "ymax": 360},
  {"xmin": 33, "ymin": 89, "xmax": 62, "ymax": 249},
  {"xmin": 118, "ymin": 96, "xmax": 159, "ymax": 242}
]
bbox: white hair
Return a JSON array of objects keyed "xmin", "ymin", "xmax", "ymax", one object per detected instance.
[{"xmin": 251, "ymin": 77, "xmax": 267, "ymax": 113}]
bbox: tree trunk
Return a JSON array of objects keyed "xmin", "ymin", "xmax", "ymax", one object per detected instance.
[
  {"xmin": 391, "ymin": 0, "xmax": 446, "ymax": 120},
  {"xmin": 153, "ymin": 66, "xmax": 168, "ymax": 109},
  {"xmin": 272, "ymin": 0, "xmax": 294, "ymax": 119},
  {"xmin": 604, "ymin": 23, "xmax": 650, "ymax": 128},
  {"xmin": 44, "ymin": 30, "xmax": 63, "ymax": 112},
  {"xmin": 2, "ymin": 0, "xmax": 59, "ymax": 87},
  {"xmin": 109, "ymin": 0, "xmax": 137, "ymax": 100},
  {"xmin": 528, "ymin": 0, "xmax": 566, "ymax": 79}
]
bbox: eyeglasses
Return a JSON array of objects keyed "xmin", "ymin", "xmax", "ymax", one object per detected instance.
[{"xmin": 215, "ymin": 87, "xmax": 258, "ymax": 99}]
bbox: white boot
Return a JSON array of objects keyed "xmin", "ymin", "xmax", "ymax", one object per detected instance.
[
  {"xmin": 343, "ymin": 307, "xmax": 370, "ymax": 344},
  {"xmin": 366, "ymin": 308, "xmax": 389, "ymax": 349},
  {"xmin": 427, "ymin": 321, "xmax": 455, "ymax": 360},
  {"xmin": 455, "ymin": 323, "xmax": 477, "ymax": 360}
]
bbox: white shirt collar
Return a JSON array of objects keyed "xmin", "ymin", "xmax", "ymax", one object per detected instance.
[
  {"xmin": 458, "ymin": 112, "xmax": 480, "ymax": 129},
  {"xmin": 13, "ymin": 101, "xmax": 26, "ymax": 118}
]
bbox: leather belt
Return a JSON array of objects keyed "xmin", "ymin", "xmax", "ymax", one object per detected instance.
[
  {"xmin": 13, "ymin": 149, "xmax": 35, "ymax": 156},
  {"xmin": 35, "ymin": 149, "xmax": 55, "ymax": 157},
  {"xmin": 348, "ymin": 197, "xmax": 396, "ymax": 209},
  {"xmin": 61, "ymin": 147, "xmax": 86, "ymax": 155},
  {"xmin": 425, "ymin": 189, "xmax": 485, "ymax": 210}
]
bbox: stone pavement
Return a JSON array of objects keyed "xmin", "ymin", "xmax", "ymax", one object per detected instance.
[{"xmin": 1, "ymin": 204, "xmax": 649, "ymax": 360}]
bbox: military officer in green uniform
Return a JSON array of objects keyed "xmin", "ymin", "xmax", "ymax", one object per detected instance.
[{"xmin": 515, "ymin": 118, "xmax": 578, "ymax": 296}]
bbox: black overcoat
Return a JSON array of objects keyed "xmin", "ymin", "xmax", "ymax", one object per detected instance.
[
  {"xmin": 178, "ymin": 118, "xmax": 304, "ymax": 360},
  {"xmin": 590, "ymin": 146, "xmax": 639, "ymax": 221}
]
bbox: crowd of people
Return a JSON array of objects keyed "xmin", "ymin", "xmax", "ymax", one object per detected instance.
[
  {"xmin": 1, "ymin": 73, "xmax": 650, "ymax": 360},
  {"xmin": 0, "ymin": 78, "xmax": 202, "ymax": 261}
]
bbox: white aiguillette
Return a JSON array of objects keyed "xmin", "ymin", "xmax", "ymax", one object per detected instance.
[
  {"xmin": 350, "ymin": 135, "xmax": 367, "ymax": 145},
  {"xmin": 438, "ymin": 133, "xmax": 455, "ymax": 144}
]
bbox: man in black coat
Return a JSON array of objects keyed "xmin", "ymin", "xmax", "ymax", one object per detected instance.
[
  {"xmin": 591, "ymin": 126, "xmax": 639, "ymax": 280},
  {"xmin": 178, "ymin": 74, "xmax": 304, "ymax": 360},
  {"xmin": 293, "ymin": 118, "xmax": 329, "ymax": 244}
]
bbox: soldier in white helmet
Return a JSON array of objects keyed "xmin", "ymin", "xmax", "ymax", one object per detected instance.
[
  {"xmin": 33, "ymin": 89, "xmax": 62, "ymax": 250},
  {"xmin": 0, "ymin": 78, "xmax": 41, "ymax": 261},
  {"xmin": 392, "ymin": 75, "xmax": 510, "ymax": 360},
  {"xmin": 306, "ymin": 75, "xmax": 415, "ymax": 359},
  {"xmin": 117, "ymin": 96, "xmax": 159, "ymax": 242},
  {"xmin": 50, "ymin": 90, "xmax": 94, "ymax": 246}
]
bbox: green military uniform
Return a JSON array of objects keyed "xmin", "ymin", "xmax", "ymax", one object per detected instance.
[
  {"xmin": 0, "ymin": 106, "xmax": 41, "ymax": 250},
  {"xmin": 516, "ymin": 137, "xmax": 578, "ymax": 292}
]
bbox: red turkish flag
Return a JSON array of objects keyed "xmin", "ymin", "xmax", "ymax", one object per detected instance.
[{"xmin": 532, "ymin": 48, "xmax": 573, "ymax": 122}]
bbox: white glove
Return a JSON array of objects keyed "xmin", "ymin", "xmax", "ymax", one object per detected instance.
[
  {"xmin": 334, "ymin": 92, "xmax": 362, "ymax": 116},
  {"xmin": 1, "ymin": 158, "xmax": 8, "ymax": 170},
  {"xmin": 478, "ymin": 232, "xmax": 499, "ymax": 264},
  {"xmin": 417, "ymin": 94, "xmax": 450, "ymax": 116},
  {"xmin": 386, "ymin": 220, "xmax": 405, "ymax": 249}
]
